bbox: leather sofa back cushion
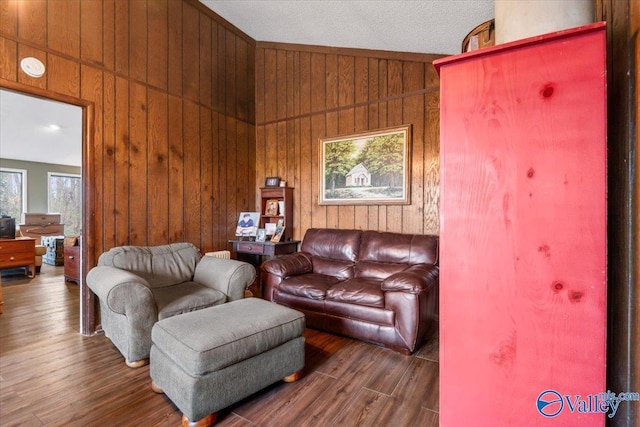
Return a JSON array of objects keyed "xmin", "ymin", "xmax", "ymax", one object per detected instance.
[
  {"xmin": 355, "ymin": 261, "xmax": 409, "ymax": 280},
  {"xmin": 98, "ymin": 242, "xmax": 201, "ymax": 288},
  {"xmin": 301, "ymin": 228, "xmax": 361, "ymax": 262},
  {"xmin": 359, "ymin": 231, "xmax": 438, "ymax": 265},
  {"xmin": 312, "ymin": 257, "xmax": 354, "ymax": 280}
]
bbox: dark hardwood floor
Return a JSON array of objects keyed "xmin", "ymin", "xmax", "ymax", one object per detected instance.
[{"xmin": 0, "ymin": 265, "xmax": 439, "ymax": 426}]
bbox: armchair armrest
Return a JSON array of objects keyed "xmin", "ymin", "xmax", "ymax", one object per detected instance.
[
  {"xmin": 86, "ymin": 266, "xmax": 156, "ymax": 316},
  {"xmin": 261, "ymin": 252, "xmax": 313, "ymax": 278},
  {"xmin": 381, "ymin": 264, "xmax": 439, "ymax": 294},
  {"xmin": 193, "ymin": 257, "xmax": 256, "ymax": 302}
]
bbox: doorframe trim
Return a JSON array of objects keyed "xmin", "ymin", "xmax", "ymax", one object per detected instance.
[{"xmin": 0, "ymin": 79, "xmax": 96, "ymax": 335}]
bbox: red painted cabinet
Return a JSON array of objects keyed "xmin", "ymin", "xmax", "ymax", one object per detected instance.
[{"xmin": 434, "ymin": 23, "xmax": 607, "ymax": 426}]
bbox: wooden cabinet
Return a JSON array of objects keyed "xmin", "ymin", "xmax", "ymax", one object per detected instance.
[
  {"xmin": 259, "ymin": 187, "xmax": 293, "ymax": 242},
  {"xmin": 0, "ymin": 238, "xmax": 36, "ymax": 278},
  {"xmin": 64, "ymin": 245, "xmax": 80, "ymax": 283},
  {"xmin": 434, "ymin": 23, "xmax": 607, "ymax": 426}
]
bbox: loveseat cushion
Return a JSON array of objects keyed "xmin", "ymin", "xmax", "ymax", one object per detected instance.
[
  {"xmin": 153, "ymin": 281, "xmax": 227, "ymax": 320},
  {"xmin": 279, "ymin": 273, "xmax": 341, "ymax": 299},
  {"xmin": 98, "ymin": 242, "xmax": 201, "ymax": 288},
  {"xmin": 326, "ymin": 278, "xmax": 385, "ymax": 308}
]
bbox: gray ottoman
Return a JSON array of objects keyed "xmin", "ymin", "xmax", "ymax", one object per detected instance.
[{"xmin": 150, "ymin": 297, "xmax": 305, "ymax": 426}]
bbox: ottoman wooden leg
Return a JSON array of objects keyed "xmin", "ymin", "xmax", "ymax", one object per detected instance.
[
  {"xmin": 125, "ymin": 358, "xmax": 149, "ymax": 368},
  {"xmin": 151, "ymin": 380, "xmax": 164, "ymax": 394},
  {"xmin": 283, "ymin": 370, "xmax": 303, "ymax": 383},
  {"xmin": 182, "ymin": 413, "xmax": 217, "ymax": 427}
]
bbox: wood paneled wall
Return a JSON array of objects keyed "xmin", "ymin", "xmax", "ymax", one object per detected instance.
[
  {"xmin": 0, "ymin": 0, "xmax": 256, "ymax": 258},
  {"xmin": 255, "ymin": 42, "xmax": 443, "ymax": 239},
  {"xmin": 0, "ymin": 0, "xmax": 255, "ymax": 333}
]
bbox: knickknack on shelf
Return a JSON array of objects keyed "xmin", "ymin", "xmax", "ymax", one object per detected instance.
[
  {"xmin": 259, "ymin": 187, "xmax": 292, "ymax": 242},
  {"xmin": 229, "ymin": 186, "xmax": 299, "ymax": 266}
]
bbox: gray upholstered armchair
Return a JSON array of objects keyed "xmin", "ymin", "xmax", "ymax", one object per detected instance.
[{"xmin": 87, "ymin": 242, "xmax": 256, "ymax": 367}]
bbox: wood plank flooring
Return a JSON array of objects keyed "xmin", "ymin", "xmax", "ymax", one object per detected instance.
[{"xmin": 0, "ymin": 265, "xmax": 439, "ymax": 426}]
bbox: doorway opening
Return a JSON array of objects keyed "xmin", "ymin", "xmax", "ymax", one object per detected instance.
[{"xmin": 0, "ymin": 83, "xmax": 94, "ymax": 335}]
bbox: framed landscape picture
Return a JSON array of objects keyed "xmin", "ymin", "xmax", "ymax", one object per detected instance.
[{"xmin": 319, "ymin": 125, "xmax": 411, "ymax": 205}]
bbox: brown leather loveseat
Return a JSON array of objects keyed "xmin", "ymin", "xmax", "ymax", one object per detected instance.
[{"xmin": 261, "ymin": 228, "xmax": 439, "ymax": 355}]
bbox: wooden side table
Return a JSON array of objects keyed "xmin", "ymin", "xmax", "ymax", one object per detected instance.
[
  {"xmin": 230, "ymin": 240, "xmax": 299, "ymax": 258},
  {"xmin": 0, "ymin": 238, "xmax": 36, "ymax": 278},
  {"xmin": 229, "ymin": 239, "xmax": 300, "ymax": 297}
]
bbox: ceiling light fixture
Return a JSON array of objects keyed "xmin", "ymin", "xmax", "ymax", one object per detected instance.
[{"xmin": 20, "ymin": 57, "xmax": 45, "ymax": 78}]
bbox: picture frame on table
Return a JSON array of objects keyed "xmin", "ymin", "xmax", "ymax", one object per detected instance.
[
  {"xmin": 234, "ymin": 212, "xmax": 259, "ymax": 237},
  {"xmin": 255, "ymin": 228, "xmax": 267, "ymax": 242},
  {"xmin": 270, "ymin": 226, "xmax": 286, "ymax": 243},
  {"xmin": 265, "ymin": 223, "xmax": 277, "ymax": 236}
]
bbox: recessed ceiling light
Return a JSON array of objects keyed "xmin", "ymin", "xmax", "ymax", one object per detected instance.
[{"xmin": 47, "ymin": 124, "xmax": 61, "ymax": 131}]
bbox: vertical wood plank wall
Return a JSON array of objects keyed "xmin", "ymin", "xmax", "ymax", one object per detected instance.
[
  {"xmin": 0, "ymin": 0, "xmax": 256, "ymax": 261},
  {"xmin": 255, "ymin": 43, "xmax": 443, "ymax": 239}
]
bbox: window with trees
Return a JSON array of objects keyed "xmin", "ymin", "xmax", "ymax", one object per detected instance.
[
  {"xmin": 48, "ymin": 172, "xmax": 81, "ymax": 236},
  {"xmin": 0, "ymin": 167, "xmax": 27, "ymax": 220}
]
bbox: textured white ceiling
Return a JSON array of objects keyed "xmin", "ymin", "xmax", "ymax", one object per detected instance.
[
  {"xmin": 0, "ymin": 89, "xmax": 82, "ymax": 167},
  {"xmin": 201, "ymin": 0, "xmax": 495, "ymax": 55}
]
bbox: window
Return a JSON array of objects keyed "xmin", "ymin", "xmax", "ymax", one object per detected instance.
[
  {"xmin": 48, "ymin": 172, "xmax": 81, "ymax": 236},
  {"xmin": 0, "ymin": 167, "xmax": 27, "ymax": 220}
]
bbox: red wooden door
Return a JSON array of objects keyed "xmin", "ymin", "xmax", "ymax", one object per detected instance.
[{"xmin": 435, "ymin": 23, "xmax": 607, "ymax": 426}]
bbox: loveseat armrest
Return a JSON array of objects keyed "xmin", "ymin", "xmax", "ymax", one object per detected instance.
[
  {"xmin": 193, "ymin": 257, "xmax": 256, "ymax": 302},
  {"xmin": 261, "ymin": 252, "xmax": 313, "ymax": 278},
  {"xmin": 381, "ymin": 264, "xmax": 439, "ymax": 294},
  {"xmin": 86, "ymin": 266, "xmax": 155, "ymax": 316}
]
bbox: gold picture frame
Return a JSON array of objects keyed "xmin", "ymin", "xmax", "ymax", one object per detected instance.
[
  {"xmin": 265, "ymin": 199, "xmax": 279, "ymax": 216},
  {"xmin": 270, "ymin": 226, "xmax": 285, "ymax": 243},
  {"xmin": 319, "ymin": 125, "xmax": 411, "ymax": 205}
]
